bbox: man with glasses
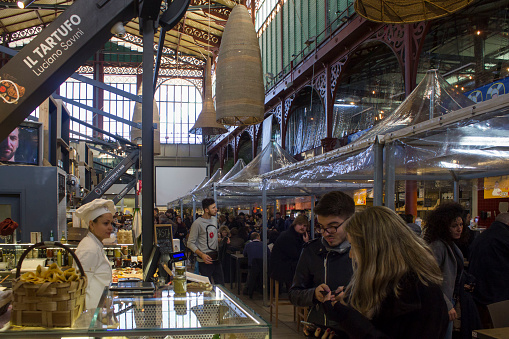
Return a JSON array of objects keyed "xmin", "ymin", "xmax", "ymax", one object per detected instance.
[{"xmin": 289, "ymin": 191, "xmax": 355, "ymax": 331}]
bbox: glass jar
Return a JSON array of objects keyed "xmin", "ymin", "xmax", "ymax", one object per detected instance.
[{"xmin": 173, "ymin": 266, "xmax": 187, "ymax": 294}]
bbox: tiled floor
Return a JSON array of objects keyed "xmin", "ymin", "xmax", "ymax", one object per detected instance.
[{"xmin": 224, "ymin": 285, "xmax": 306, "ymax": 339}]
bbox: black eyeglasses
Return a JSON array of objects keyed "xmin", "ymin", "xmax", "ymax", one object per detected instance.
[{"xmin": 316, "ymin": 220, "xmax": 346, "ymax": 234}]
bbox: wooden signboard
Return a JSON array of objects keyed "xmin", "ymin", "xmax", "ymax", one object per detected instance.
[{"xmin": 154, "ymin": 224, "xmax": 174, "ymax": 254}]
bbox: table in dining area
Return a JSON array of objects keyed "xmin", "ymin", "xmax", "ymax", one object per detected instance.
[
  {"xmin": 472, "ymin": 327, "xmax": 509, "ymax": 339},
  {"xmin": 229, "ymin": 253, "xmax": 248, "ymax": 295}
]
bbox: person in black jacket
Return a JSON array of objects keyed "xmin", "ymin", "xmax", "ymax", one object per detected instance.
[
  {"xmin": 320, "ymin": 206, "xmax": 448, "ymax": 339},
  {"xmin": 270, "ymin": 215, "xmax": 310, "ymax": 289},
  {"xmin": 289, "ymin": 191, "xmax": 355, "ymax": 329},
  {"xmin": 469, "ymin": 212, "xmax": 509, "ymax": 328}
]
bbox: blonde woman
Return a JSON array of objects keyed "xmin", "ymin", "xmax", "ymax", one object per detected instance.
[{"xmin": 321, "ymin": 207, "xmax": 448, "ymax": 339}]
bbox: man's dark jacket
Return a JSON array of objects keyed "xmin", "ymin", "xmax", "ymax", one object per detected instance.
[
  {"xmin": 289, "ymin": 237, "xmax": 353, "ymax": 327},
  {"xmin": 270, "ymin": 226, "xmax": 304, "ymax": 284},
  {"xmin": 468, "ymin": 220, "xmax": 509, "ymax": 305}
]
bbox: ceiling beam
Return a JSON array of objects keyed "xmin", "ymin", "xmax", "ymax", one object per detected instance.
[{"xmin": 173, "ymin": 21, "xmax": 221, "ymax": 50}]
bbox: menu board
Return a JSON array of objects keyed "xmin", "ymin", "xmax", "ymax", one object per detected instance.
[{"xmin": 154, "ymin": 224, "xmax": 174, "ymax": 254}]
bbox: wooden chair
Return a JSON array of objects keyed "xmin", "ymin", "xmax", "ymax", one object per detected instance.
[
  {"xmin": 487, "ymin": 300, "xmax": 509, "ymax": 328},
  {"xmin": 295, "ymin": 306, "xmax": 309, "ymax": 332},
  {"xmin": 269, "ymin": 278, "xmax": 295, "ymax": 327}
]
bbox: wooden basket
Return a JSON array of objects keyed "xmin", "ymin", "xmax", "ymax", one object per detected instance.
[{"xmin": 11, "ymin": 241, "xmax": 87, "ymax": 327}]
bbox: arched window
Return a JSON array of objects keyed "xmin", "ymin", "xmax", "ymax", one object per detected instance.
[
  {"xmin": 333, "ymin": 41, "xmax": 404, "ymax": 141},
  {"xmin": 237, "ymin": 131, "xmax": 253, "ymax": 164},
  {"xmin": 155, "ymin": 78, "xmax": 203, "ymax": 144},
  {"xmin": 223, "ymin": 144, "xmax": 235, "ymax": 173},
  {"xmin": 211, "ymin": 154, "xmax": 220, "ymax": 174},
  {"xmin": 285, "ymin": 87, "xmax": 325, "ymax": 155}
]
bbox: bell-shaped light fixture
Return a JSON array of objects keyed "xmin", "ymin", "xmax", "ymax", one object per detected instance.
[
  {"xmin": 354, "ymin": 0, "xmax": 474, "ymax": 23},
  {"xmin": 190, "ymin": 57, "xmax": 228, "ymax": 135},
  {"xmin": 131, "ymin": 85, "xmax": 161, "ymax": 155},
  {"xmin": 215, "ymin": 4, "xmax": 265, "ymax": 126}
]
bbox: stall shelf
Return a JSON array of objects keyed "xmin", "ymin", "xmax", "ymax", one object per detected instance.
[{"xmin": 0, "ymin": 284, "xmax": 270, "ymax": 338}]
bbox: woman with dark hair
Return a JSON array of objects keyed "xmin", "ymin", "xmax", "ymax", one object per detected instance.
[
  {"xmin": 423, "ymin": 202, "xmax": 468, "ymax": 339},
  {"xmin": 319, "ymin": 206, "xmax": 448, "ymax": 338}
]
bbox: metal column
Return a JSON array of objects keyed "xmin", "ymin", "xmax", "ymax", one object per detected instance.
[
  {"xmin": 213, "ymin": 183, "xmax": 218, "ymax": 207},
  {"xmin": 192, "ymin": 197, "xmax": 197, "ymax": 222},
  {"xmin": 262, "ymin": 179, "xmax": 268, "ymax": 306},
  {"xmin": 180, "ymin": 200, "xmax": 184, "ymax": 219},
  {"xmin": 310, "ymin": 195, "xmax": 316, "ymax": 239},
  {"xmin": 453, "ymin": 180, "xmax": 460, "ymax": 202},
  {"xmin": 141, "ymin": 19, "xmax": 155, "ymax": 276},
  {"xmin": 384, "ymin": 143, "xmax": 396, "ymax": 210},
  {"xmin": 374, "ymin": 139, "xmax": 384, "ymax": 206}
]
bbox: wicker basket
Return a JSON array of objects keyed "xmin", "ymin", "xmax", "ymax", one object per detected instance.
[{"xmin": 11, "ymin": 241, "xmax": 87, "ymax": 327}]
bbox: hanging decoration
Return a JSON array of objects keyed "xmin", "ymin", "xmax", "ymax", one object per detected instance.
[
  {"xmin": 190, "ymin": 57, "xmax": 228, "ymax": 135},
  {"xmin": 131, "ymin": 85, "xmax": 161, "ymax": 155},
  {"xmin": 215, "ymin": 4, "xmax": 265, "ymax": 126},
  {"xmin": 354, "ymin": 0, "xmax": 474, "ymax": 23}
]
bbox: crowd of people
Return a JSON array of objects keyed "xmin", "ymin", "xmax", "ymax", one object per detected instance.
[{"xmin": 156, "ymin": 193, "xmax": 508, "ymax": 339}]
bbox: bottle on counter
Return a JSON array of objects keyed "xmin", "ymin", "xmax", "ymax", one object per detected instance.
[
  {"xmin": 68, "ymin": 251, "xmax": 73, "ymax": 267},
  {"xmin": 57, "ymin": 250, "xmax": 62, "ymax": 267},
  {"xmin": 173, "ymin": 266, "xmax": 187, "ymax": 294},
  {"xmin": 60, "ymin": 231, "xmax": 66, "ymax": 243},
  {"xmin": 49, "ymin": 230, "xmax": 54, "ymax": 241}
]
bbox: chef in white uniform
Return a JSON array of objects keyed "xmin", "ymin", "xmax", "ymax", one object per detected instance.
[{"xmin": 75, "ymin": 199, "xmax": 115, "ymax": 309}]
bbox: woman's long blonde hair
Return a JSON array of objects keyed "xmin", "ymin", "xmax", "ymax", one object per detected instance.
[{"xmin": 345, "ymin": 206, "xmax": 442, "ymax": 318}]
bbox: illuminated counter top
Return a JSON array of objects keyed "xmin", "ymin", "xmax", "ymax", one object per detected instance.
[{"xmin": 0, "ymin": 285, "xmax": 271, "ymax": 338}]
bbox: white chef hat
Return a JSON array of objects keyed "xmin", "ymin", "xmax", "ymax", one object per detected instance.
[{"xmin": 75, "ymin": 199, "xmax": 116, "ymax": 225}]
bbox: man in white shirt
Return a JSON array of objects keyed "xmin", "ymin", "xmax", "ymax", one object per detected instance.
[{"xmin": 187, "ymin": 198, "xmax": 224, "ymax": 284}]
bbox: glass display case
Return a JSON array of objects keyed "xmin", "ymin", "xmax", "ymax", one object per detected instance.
[{"xmin": 0, "ymin": 284, "xmax": 271, "ymax": 338}]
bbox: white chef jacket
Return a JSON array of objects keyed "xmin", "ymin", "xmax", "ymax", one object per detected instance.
[{"xmin": 75, "ymin": 232, "xmax": 112, "ymax": 309}]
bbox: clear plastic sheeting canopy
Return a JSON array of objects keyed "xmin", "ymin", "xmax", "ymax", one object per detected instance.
[
  {"xmin": 354, "ymin": 69, "xmax": 475, "ymax": 144},
  {"xmin": 226, "ymin": 140, "xmax": 297, "ymax": 183},
  {"xmin": 191, "ymin": 168, "xmax": 224, "ymax": 199},
  {"xmin": 217, "ymin": 159, "xmax": 246, "ymax": 184},
  {"xmin": 262, "ymin": 144, "xmax": 376, "ymax": 191},
  {"xmin": 386, "ymin": 93, "xmax": 509, "ymax": 181}
]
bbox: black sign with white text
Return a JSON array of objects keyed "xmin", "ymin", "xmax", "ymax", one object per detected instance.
[{"xmin": 0, "ymin": 0, "xmax": 135, "ymax": 141}]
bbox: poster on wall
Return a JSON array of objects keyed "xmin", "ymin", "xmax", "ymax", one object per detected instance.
[
  {"xmin": 484, "ymin": 176, "xmax": 509, "ymax": 199},
  {"xmin": 354, "ymin": 189, "xmax": 367, "ymax": 206}
]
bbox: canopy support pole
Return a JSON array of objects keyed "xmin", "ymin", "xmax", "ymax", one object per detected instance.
[
  {"xmin": 262, "ymin": 179, "xmax": 268, "ymax": 306},
  {"xmin": 310, "ymin": 195, "xmax": 316, "ymax": 239},
  {"xmin": 384, "ymin": 143, "xmax": 396, "ymax": 210},
  {"xmin": 180, "ymin": 199, "xmax": 183, "ymax": 219},
  {"xmin": 213, "ymin": 183, "xmax": 218, "ymax": 208},
  {"xmin": 141, "ymin": 19, "xmax": 155, "ymax": 277},
  {"xmin": 192, "ymin": 197, "xmax": 197, "ymax": 222},
  {"xmin": 374, "ymin": 138, "xmax": 384, "ymax": 206}
]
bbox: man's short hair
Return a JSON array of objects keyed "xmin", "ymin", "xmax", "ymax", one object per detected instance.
[
  {"xmin": 314, "ymin": 191, "xmax": 355, "ymax": 218},
  {"xmin": 202, "ymin": 198, "xmax": 215, "ymax": 210},
  {"xmin": 292, "ymin": 215, "xmax": 310, "ymax": 227},
  {"xmin": 250, "ymin": 232, "xmax": 260, "ymax": 240}
]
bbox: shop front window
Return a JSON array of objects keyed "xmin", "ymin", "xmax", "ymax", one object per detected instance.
[
  {"xmin": 333, "ymin": 41, "xmax": 404, "ymax": 142},
  {"xmin": 417, "ymin": 0, "xmax": 509, "ymax": 103},
  {"xmin": 285, "ymin": 87, "xmax": 325, "ymax": 155}
]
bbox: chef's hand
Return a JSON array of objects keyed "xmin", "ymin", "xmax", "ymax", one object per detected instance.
[
  {"xmin": 201, "ymin": 253, "xmax": 213, "ymax": 264},
  {"xmin": 314, "ymin": 284, "xmax": 331, "ymax": 303}
]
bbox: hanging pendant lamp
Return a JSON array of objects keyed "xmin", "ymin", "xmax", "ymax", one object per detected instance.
[
  {"xmin": 190, "ymin": 57, "xmax": 228, "ymax": 135},
  {"xmin": 131, "ymin": 85, "xmax": 161, "ymax": 155},
  {"xmin": 215, "ymin": 4, "xmax": 265, "ymax": 126},
  {"xmin": 354, "ymin": 0, "xmax": 474, "ymax": 24}
]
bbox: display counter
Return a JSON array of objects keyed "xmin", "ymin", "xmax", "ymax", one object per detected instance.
[{"xmin": 0, "ymin": 284, "xmax": 271, "ymax": 338}]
